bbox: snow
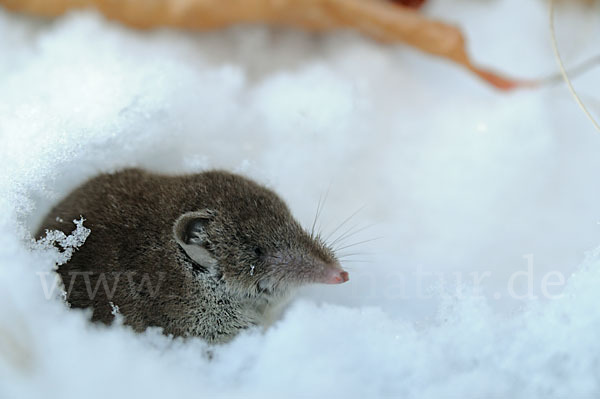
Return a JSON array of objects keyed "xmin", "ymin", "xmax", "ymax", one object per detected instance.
[
  {"xmin": 35, "ymin": 217, "xmax": 90, "ymax": 267},
  {"xmin": 1, "ymin": 0, "xmax": 600, "ymax": 397}
]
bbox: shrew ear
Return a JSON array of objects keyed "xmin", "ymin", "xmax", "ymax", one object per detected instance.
[{"xmin": 173, "ymin": 210, "xmax": 217, "ymax": 271}]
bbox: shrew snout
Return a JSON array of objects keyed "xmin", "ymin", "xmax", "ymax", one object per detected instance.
[{"xmin": 318, "ymin": 260, "xmax": 350, "ymax": 285}]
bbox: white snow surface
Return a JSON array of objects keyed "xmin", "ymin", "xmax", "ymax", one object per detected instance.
[{"xmin": 1, "ymin": 0, "xmax": 600, "ymax": 397}]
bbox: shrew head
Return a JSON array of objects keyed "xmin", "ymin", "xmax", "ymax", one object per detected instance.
[{"xmin": 173, "ymin": 172, "xmax": 348, "ymax": 297}]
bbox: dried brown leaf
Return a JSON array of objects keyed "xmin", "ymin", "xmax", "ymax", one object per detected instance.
[{"xmin": 0, "ymin": 0, "xmax": 527, "ymax": 90}]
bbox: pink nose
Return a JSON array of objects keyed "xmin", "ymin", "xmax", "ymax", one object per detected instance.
[{"xmin": 323, "ymin": 268, "xmax": 350, "ymax": 284}]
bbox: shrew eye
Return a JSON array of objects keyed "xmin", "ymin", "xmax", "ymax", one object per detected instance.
[{"xmin": 254, "ymin": 247, "xmax": 264, "ymax": 258}]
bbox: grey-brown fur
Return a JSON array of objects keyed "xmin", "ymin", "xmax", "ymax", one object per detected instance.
[{"xmin": 37, "ymin": 169, "xmax": 347, "ymax": 343}]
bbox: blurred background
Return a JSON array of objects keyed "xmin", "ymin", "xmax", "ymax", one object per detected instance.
[{"xmin": 1, "ymin": 0, "xmax": 600, "ymax": 397}]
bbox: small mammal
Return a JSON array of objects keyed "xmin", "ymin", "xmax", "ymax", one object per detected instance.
[{"xmin": 37, "ymin": 169, "xmax": 348, "ymax": 343}]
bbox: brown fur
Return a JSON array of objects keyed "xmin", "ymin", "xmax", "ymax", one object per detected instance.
[{"xmin": 37, "ymin": 169, "xmax": 344, "ymax": 343}]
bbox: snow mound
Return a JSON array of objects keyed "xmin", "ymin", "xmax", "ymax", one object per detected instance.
[{"xmin": 1, "ymin": 0, "xmax": 600, "ymax": 397}]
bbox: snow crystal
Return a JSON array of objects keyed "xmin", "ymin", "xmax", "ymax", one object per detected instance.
[
  {"xmin": 1, "ymin": 0, "xmax": 600, "ymax": 397},
  {"xmin": 33, "ymin": 217, "xmax": 90, "ymax": 266}
]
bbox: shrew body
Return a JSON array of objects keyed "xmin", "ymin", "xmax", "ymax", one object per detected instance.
[{"xmin": 37, "ymin": 169, "xmax": 348, "ymax": 343}]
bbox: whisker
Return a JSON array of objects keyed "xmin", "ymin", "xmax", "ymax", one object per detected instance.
[
  {"xmin": 339, "ymin": 260, "xmax": 374, "ymax": 264},
  {"xmin": 329, "ymin": 222, "xmax": 360, "ymax": 248},
  {"xmin": 337, "ymin": 253, "xmax": 373, "ymax": 262},
  {"xmin": 324, "ymin": 205, "xmax": 365, "ymax": 244},
  {"xmin": 336, "ymin": 250, "xmax": 373, "ymax": 257},
  {"xmin": 334, "ymin": 237, "xmax": 383, "ymax": 252},
  {"xmin": 311, "ymin": 184, "xmax": 331, "ymax": 240},
  {"xmin": 310, "ymin": 192, "xmax": 323, "ymax": 240},
  {"xmin": 330, "ymin": 223, "xmax": 377, "ymax": 249}
]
